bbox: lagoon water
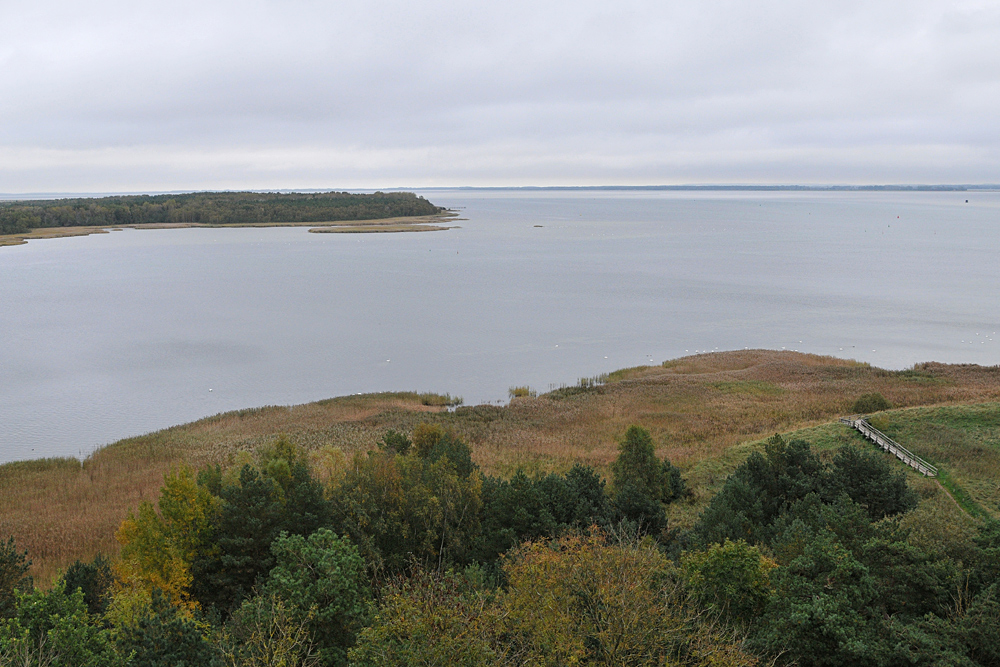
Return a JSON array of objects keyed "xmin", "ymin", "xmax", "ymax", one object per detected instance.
[{"xmin": 2, "ymin": 189, "xmax": 999, "ymax": 462}]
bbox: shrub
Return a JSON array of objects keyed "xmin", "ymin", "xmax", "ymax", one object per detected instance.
[
  {"xmin": 412, "ymin": 423, "xmax": 446, "ymax": 458},
  {"xmin": 852, "ymin": 392, "xmax": 891, "ymax": 414},
  {"xmin": 349, "ymin": 569, "xmax": 498, "ymax": 667},
  {"xmin": 418, "ymin": 393, "xmax": 462, "ymax": 407},
  {"xmin": 378, "ymin": 430, "xmax": 411, "ymax": 455},
  {"xmin": 508, "ymin": 386, "xmax": 536, "ymax": 399}
]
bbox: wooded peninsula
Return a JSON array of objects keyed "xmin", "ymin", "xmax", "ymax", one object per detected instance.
[
  {"xmin": 0, "ymin": 191, "xmax": 444, "ymax": 237},
  {"xmin": 3, "ymin": 350, "xmax": 1000, "ymax": 666}
]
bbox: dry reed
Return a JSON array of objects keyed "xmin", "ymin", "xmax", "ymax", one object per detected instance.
[{"xmin": 5, "ymin": 350, "xmax": 1000, "ymax": 583}]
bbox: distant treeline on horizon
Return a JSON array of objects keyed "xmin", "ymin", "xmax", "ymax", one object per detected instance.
[
  {"xmin": 442, "ymin": 184, "xmax": 993, "ymax": 192},
  {"xmin": 0, "ymin": 191, "xmax": 443, "ymax": 236}
]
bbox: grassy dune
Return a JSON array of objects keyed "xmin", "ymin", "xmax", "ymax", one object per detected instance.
[{"xmin": 4, "ymin": 349, "xmax": 1000, "ymax": 584}]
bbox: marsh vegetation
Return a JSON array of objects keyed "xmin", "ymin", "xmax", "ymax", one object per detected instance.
[{"xmin": 4, "ymin": 350, "xmax": 1000, "ymax": 665}]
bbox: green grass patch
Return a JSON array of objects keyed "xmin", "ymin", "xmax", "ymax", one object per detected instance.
[
  {"xmin": 314, "ymin": 391, "xmax": 462, "ymax": 408},
  {"xmin": 894, "ymin": 369, "xmax": 952, "ymax": 385},
  {"xmin": 545, "ymin": 385, "xmax": 602, "ymax": 400},
  {"xmin": 934, "ymin": 467, "xmax": 988, "ymax": 518},
  {"xmin": 605, "ymin": 366, "xmax": 653, "ymax": 382}
]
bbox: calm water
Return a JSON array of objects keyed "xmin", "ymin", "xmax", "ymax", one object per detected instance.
[{"xmin": 2, "ymin": 189, "xmax": 999, "ymax": 462}]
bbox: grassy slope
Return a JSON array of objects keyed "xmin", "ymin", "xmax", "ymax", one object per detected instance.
[{"xmin": 4, "ymin": 349, "xmax": 1000, "ymax": 583}]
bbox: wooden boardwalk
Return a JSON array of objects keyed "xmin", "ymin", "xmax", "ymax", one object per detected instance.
[{"xmin": 839, "ymin": 416, "xmax": 938, "ymax": 477}]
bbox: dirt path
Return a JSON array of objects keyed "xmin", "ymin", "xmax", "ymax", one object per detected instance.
[{"xmin": 934, "ymin": 479, "xmax": 970, "ymax": 516}]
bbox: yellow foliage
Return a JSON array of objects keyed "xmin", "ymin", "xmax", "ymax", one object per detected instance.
[
  {"xmin": 501, "ymin": 532, "xmax": 758, "ymax": 667},
  {"xmin": 104, "ymin": 579, "xmax": 153, "ymax": 630},
  {"xmin": 114, "ymin": 465, "xmax": 218, "ymax": 615},
  {"xmin": 412, "ymin": 423, "xmax": 445, "ymax": 457},
  {"xmin": 310, "ymin": 446, "xmax": 348, "ymax": 487}
]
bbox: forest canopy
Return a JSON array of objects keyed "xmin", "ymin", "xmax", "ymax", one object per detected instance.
[
  {"xmin": 0, "ymin": 191, "xmax": 443, "ymax": 235},
  {"xmin": 7, "ymin": 422, "xmax": 997, "ymax": 667}
]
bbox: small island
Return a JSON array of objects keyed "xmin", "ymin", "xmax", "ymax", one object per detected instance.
[{"xmin": 0, "ymin": 191, "xmax": 458, "ymax": 246}]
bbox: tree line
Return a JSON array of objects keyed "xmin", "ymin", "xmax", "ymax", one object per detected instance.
[
  {"xmin": 0, "ymin": 191, "xmax": 443, "ymax": 235},
  {"xmin": 2, "ymin": 425, "xmax": 998, "ymax": 666}
]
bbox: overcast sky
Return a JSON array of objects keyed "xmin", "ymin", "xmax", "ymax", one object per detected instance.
[{"xmin": 1, "ymin": 0, "xmax": 998, "ymax": 191}]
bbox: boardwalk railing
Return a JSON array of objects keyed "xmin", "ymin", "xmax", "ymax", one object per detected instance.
[{"xmin": 839, "ymin": 416, "xmax": 938, "ymax": 477}]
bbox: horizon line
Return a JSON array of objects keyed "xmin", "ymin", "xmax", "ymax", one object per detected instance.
[{"xmin": 2, "ymin": 183, "xmax": 999, "ymax": 200}]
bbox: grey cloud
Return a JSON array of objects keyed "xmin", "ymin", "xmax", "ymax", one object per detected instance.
[{"xmin": 1, "ymin": 0, "xmax": 998, "ymax": 189}]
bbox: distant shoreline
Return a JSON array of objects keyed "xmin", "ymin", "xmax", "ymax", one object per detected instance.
[
  {"xmin": 2, "ymin": 185, "xmax": 997, "ymax": 201},
  {"xmin": 417, "ymin": 184, "xmax": 998, "ymax": 192},
  {"xmin": 0, "ymin": 212, "xmax": 460, "ymax": 247}
]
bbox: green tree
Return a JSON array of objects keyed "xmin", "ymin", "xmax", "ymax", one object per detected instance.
[
  {"xmin": 753, "ymin": 531, "xmax": 887, "ymax": 667},
  {"xmin": 754, "ymin": 495, "xmax": 957, "ymax": 666},
  {"xmin": 190, "ymin": 465, "xmax": 284, "ymax": 613},
  {"xmin": 611, "ymin": 425, "xmax": 662, "ymax": 499},
  {"xmin": 217, "ymin": 594, "xmax": 320, "ymax": 667},
  {"xmin": 972, "ymin": 519, "xmax": 1000, "ymax": 589},
  {"xmin": 681, "ymin": 539, "xmax": 775, "ymax": 627},
  {"xmin": 694, "ymin": 436, "xmax": 826, "ymax": 546},
  {"xmin": 826, "ymin": 445, "xmax": 917, "ymax": 520},
  {"xmin": 475, "ymin": 471, "xmax": 556, "ymax": 565},
  {"xmin": 115, "ymin": 588, "xmax": 221, "ymax": 667},
  {"xmin": 609, "ymin": 426, "xmax": 685, "ymax": 535},
  {"xmin": 116, "ymin": 466, "xmax": 219, "ymax": 614},
  {"xmin": 60, "ymin": 554, "xmax": 113, "ymax": 617},
  {"xmin": 562, "ymin": 463, "xmax": 610, "ymax": 524},
  {"xmin": 262, "ymin": 529, "xmax": 370, "ymax": 667},
  {"xmin": 0, "ymin": 538, "xmax": 31, "ymax": 620},
  {"xmin": 330, "ymin": 450, "xmax": 482, "ymax": 577},
  {"xmin": 349, "ymin": 569, "xmax": 500, "ymax": 667},
  {"xmin": 611, "ymin": 481, "xmax": 668, "ymax": 536},
  {"xmin": 426, "ymin": 434, "xmax": 476, "ymax": 479},
  {"xmin": 0, "ymin": 584, "xmax": 119, "ymax": 667},
  {"xmin": 501, "ymin": 532, "xmax": 758, "ymax": 667},
  {"xmin": 259, "ymin": 437, "xmax": 332, "ymax": 536},
  {"xmin": 473, "ymin": 465, "xmax": 611, "ymax": 568}
]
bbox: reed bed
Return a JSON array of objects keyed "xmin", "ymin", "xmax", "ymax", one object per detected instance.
[{"xmin": 5, "ymin": 350, "xmax": 1000, "ymax": 582}]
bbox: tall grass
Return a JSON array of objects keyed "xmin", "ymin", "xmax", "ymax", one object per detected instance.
[{"xmin": 6, "ymin": 350, "xmax": 1000, "ymax": 581}]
